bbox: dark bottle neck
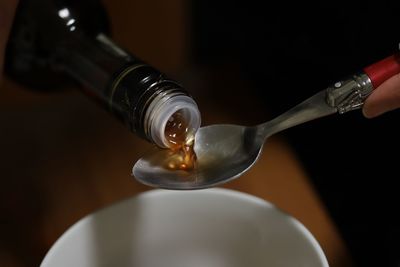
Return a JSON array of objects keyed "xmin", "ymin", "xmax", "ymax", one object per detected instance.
[
  {"xmin": 5, "ymin": 0, "xmax": 201, "ymax": 146},
  {"xmin": 53, "ymin": 31, "xmax": 133, "ymax": 102},
  {"xmin": 5, "ymin": 0, "xmax": 112, "ymax": 90}
]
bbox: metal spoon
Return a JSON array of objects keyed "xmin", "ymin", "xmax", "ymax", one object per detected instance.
[{"xmin": 132, "ymin": 73, "xmax": 373, "ymax": 190}]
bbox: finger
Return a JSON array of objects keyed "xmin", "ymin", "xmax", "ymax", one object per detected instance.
[{"xmin": 363, "ymin": 73, "xmax": 400, "ymax": 118}]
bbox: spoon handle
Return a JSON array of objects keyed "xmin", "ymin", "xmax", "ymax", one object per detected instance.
[
  {"xmin": 260, "ymin": 52, "xmax": 400, "ymax": 138},
  {"xmin": 363, "ymin": 53, "xmax": 400, "ymax": 89},
  {"xmin": 259, "ymin": 90, "xmax": 336, "ymax": 137}
]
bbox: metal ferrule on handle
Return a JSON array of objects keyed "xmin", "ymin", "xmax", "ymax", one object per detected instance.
[
  {"xmin": 326, "ymin": 73, "xmax": 373, "ymax": 114},
  {"xmin": 326, "ymin": 52, "xmax": 400, "ymax": 114}
]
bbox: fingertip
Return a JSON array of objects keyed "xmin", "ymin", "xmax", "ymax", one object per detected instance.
[
  {"xmin": 362, "ymin": 73, "xmax": 400, "ymax": 118},
  {"xmin": 362, "ymin": 106, "xmax": 379, "ymax": 119},
  {"xmin": 362, "ymin": 95, "xmax": 381, "ymax": 118}
]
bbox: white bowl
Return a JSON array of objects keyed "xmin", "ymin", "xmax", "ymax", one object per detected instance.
[{"xmin": 40, "ymin": 188, "xmax": 329, "ymax": 267}]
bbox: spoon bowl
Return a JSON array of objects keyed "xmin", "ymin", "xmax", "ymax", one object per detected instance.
[
  {"xmin": 133, "ymin": 124, "xmax": 263, "ymax": 189},
  {"xmin": 133, "ymin": 90, "xmax": 338, "ymax": 189}
]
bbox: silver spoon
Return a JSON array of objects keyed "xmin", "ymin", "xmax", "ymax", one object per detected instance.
[{"xmin": 132, "ymin": 73, "xmax": 373, "ymax": 190}]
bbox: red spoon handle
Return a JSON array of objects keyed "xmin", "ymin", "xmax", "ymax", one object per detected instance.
[{"xmin": 363, "ymin": 53, "xmax": 400, "ymax": 88}]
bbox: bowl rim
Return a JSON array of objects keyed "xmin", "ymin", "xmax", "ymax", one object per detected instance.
[{"xmin": 40, "ymin": 188, "xmax": 329, "ymax": 267}]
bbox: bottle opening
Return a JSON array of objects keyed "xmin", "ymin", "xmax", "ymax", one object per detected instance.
[
  {"xmin": 165, "ymin": 109, "xmax": 196, "ymax": 148},
  {"xmin": 146, "ymin": 94, "xmax": 201, "ymax": 149},
  {"xmin": 163, "ymin": 109, "xmax": 199, "ymax": 171}
]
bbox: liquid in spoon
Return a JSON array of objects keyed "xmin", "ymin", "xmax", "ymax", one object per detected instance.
[{"xmin": 164, "ymin": 110, "xmax": 197, "ymax": 171}]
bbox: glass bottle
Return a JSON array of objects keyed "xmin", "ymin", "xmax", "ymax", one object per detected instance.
[{"xmin": 5, "ymin": 0, "xmax": 201, "ymax": 149}]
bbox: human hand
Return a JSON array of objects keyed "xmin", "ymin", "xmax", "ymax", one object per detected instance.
[
  {"xmin": 363, "ymin": 73, "xmax": 400, "ymax": 118},
  {"xmin": 0, "ymin": 0, "xmax": 19, "ymax": 81}
]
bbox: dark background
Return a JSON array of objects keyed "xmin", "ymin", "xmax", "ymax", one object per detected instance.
[
  {"xmin": 191, "ymin": 1, "xmax": 400, "ymax": 266},
  {"xmin": 1, "ymin": 0, "xmax": 399, "ymax": 266}
]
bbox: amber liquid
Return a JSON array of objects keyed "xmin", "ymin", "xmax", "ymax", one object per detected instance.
[{"xmin": 164, "ymin": 110, "xmax": 197, "ymax": 171}]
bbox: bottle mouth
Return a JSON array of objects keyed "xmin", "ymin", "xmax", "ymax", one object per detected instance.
[{"xmin": 145, "ymin": 92, "xmax": 201, "ymax": 148}]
